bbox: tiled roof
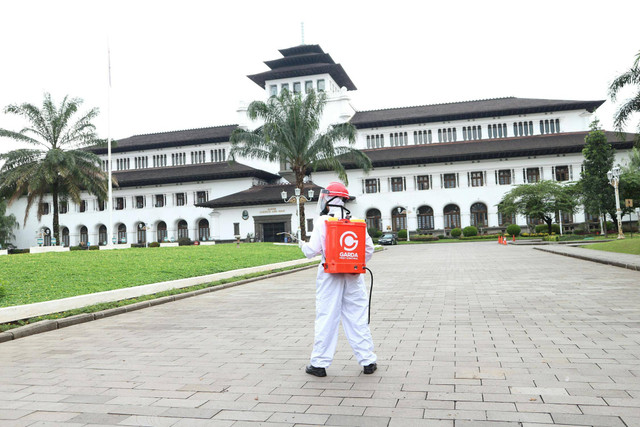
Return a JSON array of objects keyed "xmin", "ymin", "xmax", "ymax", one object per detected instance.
[
  {"xmin": 90, "ymin": 125, "xmax": 238, "ymax": 154},
  {"xmin": 112, "ymin": 161, "xmax": 279, "ymax": 188},
  {"xmin": 350, "ymin": 98, "xmax": 605, "ymax": 128},
  {"xmin": 335, "ymin": 131, "xmax": 635, "ymax": 169},
  {"xmin": 196, "ymin": 183, "xmax": 325, "ymax": 209},
  {"xmin": 247, "ymin": 44, "xmax": 357, "ymax": 90}
]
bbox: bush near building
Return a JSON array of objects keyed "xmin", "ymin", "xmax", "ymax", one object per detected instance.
[
  {"xmin": 462, "ymin": 226, "xmax": 478, "ymax": 237},
  {"xmin": 450, "ymin": 228, "xmax": 462, "ymax": 238},
  {"xmin": 506, "ymin": 224, "xmax": 521, "ymax": 236}
]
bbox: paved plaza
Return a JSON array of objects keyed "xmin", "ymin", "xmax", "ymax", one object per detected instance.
[{"xmin": 1, "ymin": 242, "xmax": 640, "ymax": 427}]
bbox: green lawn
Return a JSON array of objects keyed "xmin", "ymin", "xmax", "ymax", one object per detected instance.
[
  {"xmin": 582, "ymin": 236, "xmax": 640, "ymax": 255},
  {"xmin": 0, "ymin": 243, "xmax": 304, "ymax": 307}
]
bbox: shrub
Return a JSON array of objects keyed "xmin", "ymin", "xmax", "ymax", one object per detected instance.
[
  {"xmin": 436, "ymin": 234, "xmax": 446, "ymax": 239},
  {"xmin": 397, "ymin": 229, "xmax": 407, "ymax": 239},
  {"xmin": 543, "ymin": 235, "xmax": 559, "ymax": 241},
  {"xmin": 88, "ymin": 245, "xmax": 99, "ymax": 251},
  {"xmin": 149, "ymin": 241, "xmax": 160, "ymax": 248},
  {"xmin": 9, "ymin": 248, "xmax": 29, "ymax": 255},
  {"xmin": 450, "ymin": 228, "xmax": 462, "ymax": 238},
  {"xmin": 412, "ymin": 235, "xmax": 439, "ymax": 241},
  {"xmin": 178, "ymin": 237, "xmax": 193, "ymax": 246},
  {"xmin": 535, "ymin": 223, "xmax": 560, "ymax": 234},
  {"xmin": 459, "ymin": 234, "xmax": 503, "ymax": 240},
  {"xmin": 368, "ymin": 227, "xmax": 382, "ymax": 238},
  {"xmin": 462, "ymin": 226, "xmax": 478, "ymax": 237},
  {"xmin": 506, "ymin": 224, "xmax": 521, "ymax": 237}
]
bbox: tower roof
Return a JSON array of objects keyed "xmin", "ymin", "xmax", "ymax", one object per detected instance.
[{"xmin": 247, "ymin": 44, "xmax": 357, "ymax": 90}]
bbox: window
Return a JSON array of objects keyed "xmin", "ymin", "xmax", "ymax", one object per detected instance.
[
  {"xmin": 40, "ymin": 202, "xmax": 50, "ymax": 215},
  {"xmin": 366, "ymin": 209, "xmax": 382, "ymax": 231},
  {"xmin": 539, "ymin": 118, "xmax": 560, "ymax": 134},
  {"xmin": 525, "ymin": 167, "xmax": 540, "ymax": 183},
  {"xmin": 233, "ymin": 222, "xmax": 240, "ymax": 236},
  {"xmin": 191, "ymin": 150, "xmax": 206, "ymax": 164},
  {"xmin": 157, "ymin": 221, "xmax": 168, "ymax": 242},
  {"xmin": 172, "ymin": 153, "xmax": 186, "ymax": 166},
  {"xmin": 554, "ymin": 165, "xmax": 570, "ymax": 181},
  {"xmin": 178, "ymin": 220, "xmax": 189, "ymax": 239},
  {"xmin": 307, "ymin": 218, "xmax": 314, "ymax": 232},
  {"xmin": 293, "ymin": 82, "xmax": 301, "ymax": 93},
  {"xmin": 281, "ymin": 83, "xmax": 289, "ymax": 92},
  {"xmin": 443, "ymin": 204, "xmax": 461, "ymax": 229},
  {"xmin": 390, "ymin": 177, "xmax": 405, "ymax": 192},
  {"xmin": 135, "ymin": 196, "xmax": 145, "ymax": 209},
  {"xmin": 389, "ymin": 132, "xmax": 408, "ymax": 147},
  {"xmin": 211, "ymin": 148, "xmax": 226, "ymax": 162},
  {"xmin": 469, "ymin": 171, "xmax": 484, "ymax": 187},
  {"xmin": 176, "ymin": 193, "xmax": 186, "ymax": 206},
  {"xmin": 62, "ymin": 227, "xmax": 70, "ymax": 247},
  {"xmin": 269, "ymin": 85, "xmax": 277, "ymax": 96},
  {"xmin": 364, "ymin": 178, "xmax": 380, "ymax": 194},
  {"xmin": 443, "ymin": 173, "xmax": 457, "ymax": 189},
  {"xmin": 305, "ymin": 80, "xmax": 313, "ymax": 93},
  {"xmin": 196, "ymin": 191, "xmax": 208, "ymax": 204},
  {"xmin": 366, "ymin": 134, "xmax": 385, "ymax": 148},
  {"xmin": 416, "ymin": 175, "xmax": 431, "ymax": 190},
  {"xmin": 497, "ymin": 169, "xmax": 512, "ymax": 185},
  {"xmin": 413, "ymin": 130, "xmax": 432, "ymax": 145},
  {"xmin": 391, "ymin": 208, "xmax": 407, "ymax": 231},
  {"xmin": 555, "ymin": 211, "xmax": 573, "ymax": 224},
  {"xmin": 155, "ymin": 194, "xmax": 165, "ymax": 208},
  {"xmin": 462, "ymin": 125, "xmax": 482, "ymax": 141},
  {"xmin": 135, "ymin": 156, "xmax": 149, "ymax": 168},
  {"xmin": 60, "ymin": 201, "xmax": 68, "ymax": 214},
  {"xmin": 152, "ymin": 154, "xmax": 167, "ymax": 168},
  {"xmin": 498, "ymin": 212, "xmax": 516, "ymax": 226},
  {"xmin": 470, "ymin": 202, "xmax": 488, "ymax": 227},
  {"xmin": 437, "ymin": 127, "xmax": 457, "ymax": 142},
  {"xmin": 117, "ymin": 224, "xmax": 127, "ymax": 243},
  {"xmin": 137, "ymin": 223, "xmax": 146, "ymax": 244},
  {"xmin": 417, "ymin": 206, "xmax": 434, "ymax": 230},
  {"xmin": 79, "ymin": 200, "xmax": 87, "ymax": 213},
  {"xmin": 115, "ymin": 197, "xmax": 125, "ymax": 210},
  {"xmin": 98, "ymin": 200, "xmax": 105, "ymax": 211},
  {"xmin": 513, "ymin": 121, "xmax": 533, "ymax": 137},
  {"xmin": 99, "ymin": 225, "xmax": 107, "ymax": 246},
  {"xmin": 198, "ymin": 219, "xmax": 210, "ymax": 241},
  {"xmin": 488, "ymin": 123, "xmax": 508, "ymax": 139},
  {"xmin": 317, "ymin": 79, "xmax": 325, "ymax": 92},
  {"xmin": 80, "ymin": 226, "xmax": 88, "ymax": 244}
]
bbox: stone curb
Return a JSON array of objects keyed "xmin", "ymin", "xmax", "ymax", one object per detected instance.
[
  {"xmin": 533, "ymin": 247, "xmax": 640, "ymax": 272},
  {"xmin": 0, "ymin": 263, "xmax": 319, "ymax": 344}
]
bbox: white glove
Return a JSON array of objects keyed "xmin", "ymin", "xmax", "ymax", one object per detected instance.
[{"xmin": 298, "ymin": 239, "xmax": 305, "ymax": 249}]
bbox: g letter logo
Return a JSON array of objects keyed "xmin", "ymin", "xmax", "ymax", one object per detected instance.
[{"xmin": 339, "ymin": 231, "xmax": 358, "ymax": 252}]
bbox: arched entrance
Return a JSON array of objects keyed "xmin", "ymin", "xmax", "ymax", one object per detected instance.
[{"xmin": 443, "ymin": 204, "xmax": 460, "ymax": 229}]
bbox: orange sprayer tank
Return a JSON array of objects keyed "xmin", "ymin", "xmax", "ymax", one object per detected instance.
[{"xmin": 323, "ymin": 217, "xmax": 367, "ymax": 274}]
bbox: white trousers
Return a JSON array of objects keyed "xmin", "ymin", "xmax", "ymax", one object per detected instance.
[{"xmin": 310, "ymin": 266, "xmax": 377, "ymax": 368}]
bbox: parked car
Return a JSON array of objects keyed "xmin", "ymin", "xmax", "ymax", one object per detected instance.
[{"xmin": 378, "ymin": 233, "xmax": 398, "ymax": 245}]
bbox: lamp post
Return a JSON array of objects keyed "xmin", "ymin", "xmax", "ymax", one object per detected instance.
[
  {"xmin": 281, "ymin": 187, "xmax": 314, "ymax": 243},
  {"xmin": 607, "ymin": 166, "xmax": 625, "ymax": 240}
]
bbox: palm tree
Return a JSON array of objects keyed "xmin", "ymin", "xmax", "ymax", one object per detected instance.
[
  {"xmin": 0, "ymin": 93, "xmax": 111, "ymax": 245},
  {"xmin": 230, "ymin": 89, "xmax": 372, "ymax": 241},
  {"xmin": 609, "ymin": 50, "xmax": 640, "ymax": 140}
]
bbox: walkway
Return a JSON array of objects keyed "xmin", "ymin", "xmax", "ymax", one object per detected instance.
[{"xmin": 1, "ymin": 242, "xmax": 639, "ymax": 426}]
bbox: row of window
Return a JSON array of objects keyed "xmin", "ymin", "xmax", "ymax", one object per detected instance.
[
  {"xmin": 361, "ymin": 166, "xmax": 573, "ymax": 193},
  {"xmin": 269, "ymin": 79, "xmax": 326, "ymax": 97},
  {"xmin": 364, "ymin": 118, "xmax": 562, "ymax": 149},
  {"xmin": 39, "ymin": 191, "xmax": 210, "ymax": 215},
  {"xmin": 101, "ymin": 149, "xmax": 227, "ymax": 172}
]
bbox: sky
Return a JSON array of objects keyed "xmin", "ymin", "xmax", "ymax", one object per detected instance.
[{"xmin": 0, "ymin": 0, "xmax": 639, "ymax": 155}]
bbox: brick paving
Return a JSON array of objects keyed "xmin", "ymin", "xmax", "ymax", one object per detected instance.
[{"xmin": 0, "ymin": 242, "xmax": 639, "ymax": 426}]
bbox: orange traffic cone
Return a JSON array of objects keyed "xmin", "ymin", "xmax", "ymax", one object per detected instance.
[
  {"xmin": 503, "ymin": 238, "xmax": 508, "ymax": 245},
  {"xmin": 512, "ymin": 234, "xmax": 516, "ymax": 242},
  {"xmin": 498, "ymin": 236, "xmax": 502, "ymax": 244}
]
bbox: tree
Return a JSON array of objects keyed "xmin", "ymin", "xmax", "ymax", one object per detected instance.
[
  {"xmin": 0, "ymin": 198, "xmax": 18, "ymax": 248},
  {"xmin": 497, "ymin": 180, "xmax": 579, "ymax": 234},
  {"xmin": 230, "ymin": 90, "xmax": 372, "ymax": 240},
  {"xmin": 0, "ymin": 93, "xmax": 110, "ymax": 245},
  {"xmin": 620, "ymin": 147, "xmax": 640, "ymax": 209},
  {"xmin": 579, "ymin": 120, "xmax": 616, "ymax": 232},
  {"xmin": 609, "ymin": 50, "xmax": 640, "ymax": 141}
]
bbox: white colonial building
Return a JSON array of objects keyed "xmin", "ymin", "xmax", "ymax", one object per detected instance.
[{"xmin": 6, "ymin": 44, "xmax": 636, "ymax": 248}]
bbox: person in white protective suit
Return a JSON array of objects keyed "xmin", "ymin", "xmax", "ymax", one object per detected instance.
[{"xmin": 300, "ymin": 182, "xmax": 377, "ymax": 377}]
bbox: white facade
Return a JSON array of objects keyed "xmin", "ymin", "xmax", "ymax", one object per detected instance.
[{"xmin": 4, "ymin": 44, "xmax": 636, "ymax": 248}]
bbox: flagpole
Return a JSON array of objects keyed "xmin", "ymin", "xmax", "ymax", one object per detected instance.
[{"xmin": 107, "ymin": 42, "xmax": 114, "ymax": 247}]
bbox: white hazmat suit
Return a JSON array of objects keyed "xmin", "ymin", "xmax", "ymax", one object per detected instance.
[{"xmin": 301, "ymin": 200, "xmax": 377, "ymax": 369}]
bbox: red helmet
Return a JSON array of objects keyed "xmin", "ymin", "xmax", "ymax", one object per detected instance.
[{"xmin": 323, "ymin": 182, "xmax": 349, "ymax": 199}]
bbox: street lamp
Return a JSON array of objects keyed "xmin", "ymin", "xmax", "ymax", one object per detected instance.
[
  {"xmin": 282, "ymin": 187, "xmax": 314, "ymax": 243},
  {"xmin": 607, "ymin": 166, "xmax": 625, "ymax": 240}
]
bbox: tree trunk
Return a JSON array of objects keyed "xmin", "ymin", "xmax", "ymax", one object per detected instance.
[
  {"xmin": 52, "ymin": 183, "xmax": 59, "ymax": 246},
  {"xmin": 295, "ymin": 168, "xmax": 307, "ymax": 241},
  {"xmin": 544, "ymin": 216, "xmax": 553, "ymax": 234}
]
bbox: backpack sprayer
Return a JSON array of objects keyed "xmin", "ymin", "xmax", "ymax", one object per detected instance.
[{"xmin": 323, "ymin": 217, "xmax": 375, "ymax": 323}]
